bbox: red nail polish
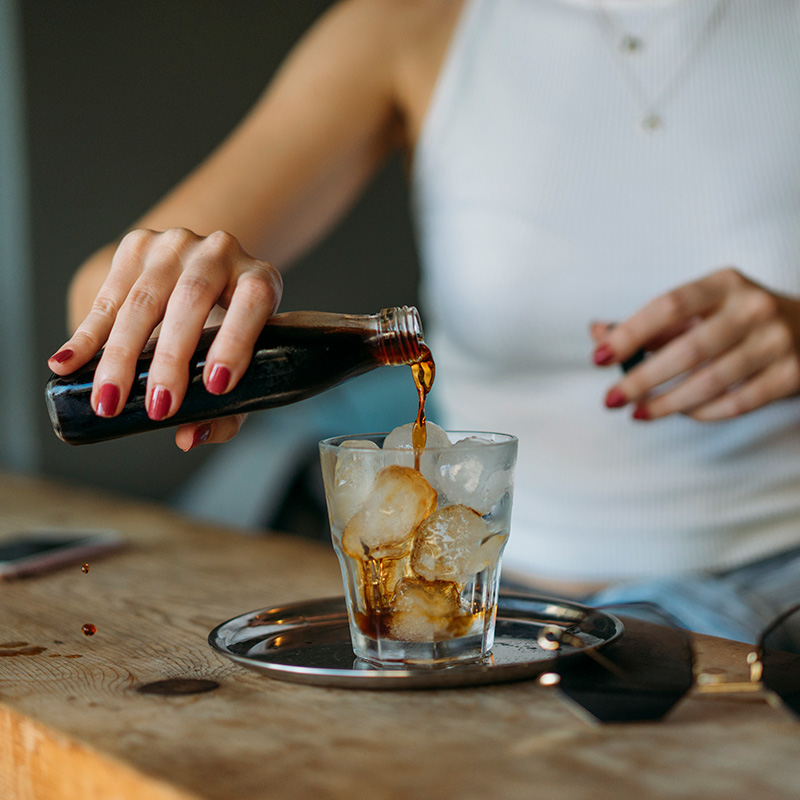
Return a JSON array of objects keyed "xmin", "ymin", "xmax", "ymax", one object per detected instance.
[
  {"xmin": 207, "ymin": 364, "xmax": 231, "ymax": 395},
  {"xmin": 49, "ymin": 348, "xmax": 74, "ymax": 364},
  {"xmin": 632, "ymin": 405, "xmax": 651, "ymax": 421},
  {"xmin": 96, "ymin": 383, "xmax": 120, "ymax": 417},
  {"xmin": 593, "ymin": 344, "xmax": 615, "ymax": 366},
  {"xmin": 605, "ymin": 388, "xmax": 627, "ymax": 409},
  {"xmin": 149, "ymin": 386, "xmax": 172, "ymax": 421},
  {"xmin": 190, "ymin": 424, "xmax": 211, "ymax": 450}
]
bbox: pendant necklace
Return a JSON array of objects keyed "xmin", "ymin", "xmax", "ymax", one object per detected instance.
[{"xmin": 593, "ymin": 0, "xmax": 732, "ymax": 132}]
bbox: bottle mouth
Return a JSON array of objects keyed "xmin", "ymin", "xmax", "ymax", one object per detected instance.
[{"xmin": 377, "ymin": 306, "xmax": 424, "ymax": 365}]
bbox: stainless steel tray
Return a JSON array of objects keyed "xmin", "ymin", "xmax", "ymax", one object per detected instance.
[{"xmin": 209, "ymin": 593, "xmax": 624, "ymax": 689}]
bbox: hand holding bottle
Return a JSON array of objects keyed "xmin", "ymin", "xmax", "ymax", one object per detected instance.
[
  {"xmin": 592, "ymin": 268, "xmax": 800, "ymax": 421},
  {"xmin": 46, "ymin": 307, "xmax": 424, "ymax": 447},
  {"xmin": 47, "ymin": 228, "xmax": 283, "ymax": 449}
]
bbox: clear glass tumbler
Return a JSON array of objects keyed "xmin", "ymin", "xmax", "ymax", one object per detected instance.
[{"xmin": 319, "ymin": 429, "xmax": 517, "ymax": 666}]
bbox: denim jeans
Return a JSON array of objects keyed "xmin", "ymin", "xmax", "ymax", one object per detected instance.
[
  {"xmin": 503, "ymin": 545, "xmax": 800, "ymax": 646},
  {"xmin": 584, "ymin": 545, "xmax": 800, "ymax": 646}
]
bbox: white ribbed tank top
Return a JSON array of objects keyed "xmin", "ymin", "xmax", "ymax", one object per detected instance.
[{"xmin": 411, "ymin": 0, "xmax": 800, "ymax": 580}]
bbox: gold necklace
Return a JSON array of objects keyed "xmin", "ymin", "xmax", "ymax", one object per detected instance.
[{"xmin": 593, "ymin": 0, "xmax": 732, "ymax": 132}]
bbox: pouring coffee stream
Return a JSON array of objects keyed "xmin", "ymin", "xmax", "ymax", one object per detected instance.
[{"xmin": 410, "ymin": 345, "xmax": 435, "ymax": 469}]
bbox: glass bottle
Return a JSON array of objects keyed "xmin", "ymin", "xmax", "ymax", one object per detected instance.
[{"xmin": 45, "ymin": 307, "xmax": 426, "ymax": 445}]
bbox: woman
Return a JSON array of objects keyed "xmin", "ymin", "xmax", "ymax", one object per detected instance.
[{"xmin": 49, "ymin": 0, "xmax": 800, "ymax": 641}]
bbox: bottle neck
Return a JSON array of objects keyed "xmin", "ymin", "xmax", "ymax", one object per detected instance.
[{"xmin": 375, "ymin": 306, "xmax": 424, "ymax": 366}]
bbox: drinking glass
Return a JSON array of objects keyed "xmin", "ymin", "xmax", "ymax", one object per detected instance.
[{"xmin": 319, "ymin": 430, "xmax": 517, "ymax": 666}]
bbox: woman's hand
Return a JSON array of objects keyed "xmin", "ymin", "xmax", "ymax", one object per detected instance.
[
  {"xmin": 47, "ymin": 227, "xmax": 283, "ymax": 449},
  {"xmin": 591, "ymin": 268, "xmax": 800, "ymax": 421}
]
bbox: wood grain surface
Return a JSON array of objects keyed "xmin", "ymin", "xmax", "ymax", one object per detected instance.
[{"xmin": 0, "ymin": 471, "xmax": 798, "ymax": 800}]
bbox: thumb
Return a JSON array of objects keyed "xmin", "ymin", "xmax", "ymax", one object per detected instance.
[{"xmin": 176, "ymin": 414, "xmax": 248, "ymax": 451}]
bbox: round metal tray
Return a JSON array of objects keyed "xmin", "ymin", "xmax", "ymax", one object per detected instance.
[{"xmin": 209, "ymin": 593, "xmax": 624, "ymax": 689}]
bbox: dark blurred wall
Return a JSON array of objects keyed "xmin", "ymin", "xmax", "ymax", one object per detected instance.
[{"xmin": 21, "ymin": 1, "xmax": 420, "ymax": 501}]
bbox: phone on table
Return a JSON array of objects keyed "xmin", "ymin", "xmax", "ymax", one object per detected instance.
[{"xmin": 0, "ymin": 530, "xmax": 124, "ymax": 579}]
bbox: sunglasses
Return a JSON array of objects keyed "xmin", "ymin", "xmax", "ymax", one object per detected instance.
[{"xmin": 536, "ymin": 601, "xmax": 800, "ymax": 723}]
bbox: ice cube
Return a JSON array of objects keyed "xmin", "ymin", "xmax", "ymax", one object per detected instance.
[
  {"xmin": 342, "ymin": 465, "xmax": 437, "ymax": 559},
  {"xmin": 411, "ymin": 504, "xmax": 490, "ymax": 584},
  {"xmin": 330, "ymin": 439, "xmax": 381, "ymax": 530},
  {"xmin": 382, "ymin": 422, "xmax": 451, "ymax": 472},
  {"xmin": 433, "ymin": 437, "xmax": 513, "ymax": 515},
  {"xmin": 340, "ymin": 439, "xmax": 380, "ymax": 450},
  {"xmin": 384, "ymin": 421, "xmax": 451, "ymax": 451},
  {"xmin": 387, "ymin": 578, "xmax": 464, "ymax": 642}
]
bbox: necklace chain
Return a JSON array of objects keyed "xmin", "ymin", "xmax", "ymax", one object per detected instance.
[{"xmin": 593, "ymin": 0, "xmax": 733, "ymax": 132}]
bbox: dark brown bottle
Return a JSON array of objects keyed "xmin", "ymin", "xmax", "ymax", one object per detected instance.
[{"xmin": 45, "ymin": 307, "xmax": 425, "ymax": 445}]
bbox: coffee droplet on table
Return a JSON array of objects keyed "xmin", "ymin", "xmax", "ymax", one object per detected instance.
[{"xmin": 82, "ymin": 624, "xmax": 97, "ymax": 636}]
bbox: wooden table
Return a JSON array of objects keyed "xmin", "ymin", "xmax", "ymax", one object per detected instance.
[{"xmin": 0, "ymin": 471, "xmax": 798, "ymax": 800}]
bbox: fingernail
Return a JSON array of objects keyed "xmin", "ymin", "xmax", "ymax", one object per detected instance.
[
  {"xmin": 207, "ymin": 364, "xmax": 231, "ymax": 395},
  {"xmin": 189, "ymin": 424, "xmax": 211, "ymax": 450},
  {"xmin": 632, "ymin": 405, "xmax": 651, "ymax": 421},
  {"xmin": 49, "ymin": 348, "xmax": 74, "ymax": 364},
  {"xmin": 593, "ymin": 344, "xmax": 615, "ymax": 366},
  {"xmin": 605, "ymin": 388, "xmax": 628, "ymax": 409},
  {"xmin": 149, "ymin": 386, "xmax": 172, "ymax": 421},
  {"xmin": 96, "ymin": 383, "xmax": 120, "ymax": 417}
]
